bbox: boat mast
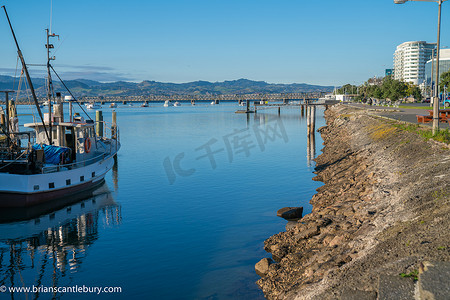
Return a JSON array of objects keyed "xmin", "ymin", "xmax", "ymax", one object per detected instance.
[
  {"xmin": 46, "ymin": 28, "xmax": 58, "ymax": 145},
  {"xmin": 2, "ymin": 6, "xmax": 51, "ymax": 144}
]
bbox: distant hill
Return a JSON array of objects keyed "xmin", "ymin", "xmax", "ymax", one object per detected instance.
[{"xmin": 0, "ymin": 76, "xmax": 334, "ymax": 98}]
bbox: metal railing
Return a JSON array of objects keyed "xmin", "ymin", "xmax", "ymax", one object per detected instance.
[
  {"xmin": 95, "ymin": 120, "xmax": 120, "ymax": 155},
  {"xmin": 96, "ymin": 120, "xmax": 120, "ymax": 141},
  {"xmin": 41, "ymin": 152, "xmax": 108, "ymax": 174}
]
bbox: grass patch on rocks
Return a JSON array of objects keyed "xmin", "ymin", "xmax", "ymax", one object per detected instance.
[
  {"xmin": 391, "ymin": 123, "xmax": 450, "ymax": 144},
  {"xmin": 400, "ymin": 270, "xmax": 419, "ymax": 281}
]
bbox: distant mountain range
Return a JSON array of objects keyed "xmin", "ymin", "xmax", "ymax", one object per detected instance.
[{"xmin": 0, "ymin": 75, "xmax": 334, "ymax": 98}]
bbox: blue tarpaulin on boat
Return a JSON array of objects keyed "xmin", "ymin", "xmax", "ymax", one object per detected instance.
[{"xmin": 32, "ymin": 144, "xmax": 71, "ymax": 164}]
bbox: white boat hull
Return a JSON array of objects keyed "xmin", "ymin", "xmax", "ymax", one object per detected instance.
[{"xmin": 0, "ymin": 154, "xmax": 116, "ymax": 207}]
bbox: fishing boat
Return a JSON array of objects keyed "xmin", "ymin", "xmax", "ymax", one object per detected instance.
[
  {"xmin": 163, "ymin": 100, "xmax": 170, "ymax": 107},
  {"xmin": 0, "ymin": 6, "xmax": 120, "ymax": 208},
  {"xmin": 141, "ymin": 101, "xmax": 149, "ymax": 107},
  {"xmin": 173, "ymin": 101, "xmax": 181, "ymax": 107},
  {"xmin": 109, "ymin": 102, "xmax": 117, "ymax": 108}
]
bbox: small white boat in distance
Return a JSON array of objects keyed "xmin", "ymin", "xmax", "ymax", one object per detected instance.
[
  {"xmin": 211, "ymin": 101, "xmax": 215, "ymax": 105},
  {"xmin": 109, "ymin": 102, "xmax": 117, "ymax": 108},
  {"xmin": 141, "ymin": 101, "xmax": 149, "ymax": 107},
  {"xmin": 174, "ymin": 101, "xmax": 181, "ymax": 107},
  {"xmin": 85, "ymin": 102, "xmax": 101, "ymax": 109},
  {"xmin": 163, "ymin": 100, "xmax": 170, "ymax": 107}
]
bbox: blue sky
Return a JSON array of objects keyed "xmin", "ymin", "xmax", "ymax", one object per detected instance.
[{"xmin": 0, "ymin": 0, "xmax": 448, "ymax": 86}]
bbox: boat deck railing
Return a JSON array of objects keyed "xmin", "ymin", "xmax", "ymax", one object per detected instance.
[{"xmin": 41, "ymin": 152, "xmax": 113, "ymax": 174}]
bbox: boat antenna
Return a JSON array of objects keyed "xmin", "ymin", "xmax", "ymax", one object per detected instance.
[
  {"xmin": 49, "ymin": 0, "xmax": 53, "ymax": 34},
  {"xmin": 2, "ymin": 6, "xmax": 52, "ymax": 144}
]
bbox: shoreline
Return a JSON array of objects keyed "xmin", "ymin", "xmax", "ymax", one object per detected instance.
[{"xmin": 256, "ymin": 104, "xmax": 450, "ymax": 299}]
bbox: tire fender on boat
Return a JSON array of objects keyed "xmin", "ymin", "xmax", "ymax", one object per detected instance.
[{"xmin": 85, "ymin": 137, "xmax": 92, "ymax": 153}]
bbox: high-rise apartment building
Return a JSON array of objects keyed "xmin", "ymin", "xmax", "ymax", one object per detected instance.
[{"xmin": 393, "ymin": 41, "xmax": 435, "ymax": 85}]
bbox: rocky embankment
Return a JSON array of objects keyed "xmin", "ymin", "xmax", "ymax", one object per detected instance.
[{"xmin": 256, "ymin": 104, "xmax": 450, "ymax": 299}]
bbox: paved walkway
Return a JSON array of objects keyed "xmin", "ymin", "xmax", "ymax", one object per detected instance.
[{"xmin": 348, "ymin": 103, "xmax": 450, "ymax": 129}]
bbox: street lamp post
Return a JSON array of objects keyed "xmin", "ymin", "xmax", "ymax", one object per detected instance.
[
  {"xmin": 431, "ymin": 49, "xmax": 435, "ymax": 103},
  {"xmin": 395, "ymin": 0, "xmax": 447, "ymax": 134}
]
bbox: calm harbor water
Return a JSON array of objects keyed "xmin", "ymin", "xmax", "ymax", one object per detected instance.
[{"xmin": 0, "ymin": 102, "xmax": 325, "ymax": 299}]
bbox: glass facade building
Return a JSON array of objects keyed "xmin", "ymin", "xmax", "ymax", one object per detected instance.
[{"xmin": 425, "ymin": 49, "xmax": 450, "ymax": 85}]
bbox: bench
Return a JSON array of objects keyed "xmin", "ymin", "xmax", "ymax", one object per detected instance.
[
  {"xmin": 422, "ymin": 110, "xmax": 450, "ymax": 124},
  {"xmin": 417, "ymin": 115, "xmax": 433, "ymax": 123}
]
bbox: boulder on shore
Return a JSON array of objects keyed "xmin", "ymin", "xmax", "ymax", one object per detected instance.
[
  {"xmin": 255, "ymin": 258, "xmax": 274, "ymax": 277},
  {"xmin": 276, "ymin": 207, "xmax": 303, "ymax": 220}
]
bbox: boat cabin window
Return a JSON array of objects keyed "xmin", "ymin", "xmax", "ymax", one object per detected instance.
[{"xmin": 76, "ymin": 126, "xmax": 94, "ymax": 140}]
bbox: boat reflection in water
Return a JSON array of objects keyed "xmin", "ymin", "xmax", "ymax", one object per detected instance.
[{"xmin": 0, "ymin": 183, "xmax": 121, "ymax": 297}]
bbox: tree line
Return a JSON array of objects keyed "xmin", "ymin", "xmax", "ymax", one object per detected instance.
[{"xmin": 336, "ymin": 69, "xmax": 450, "ymax": 102}]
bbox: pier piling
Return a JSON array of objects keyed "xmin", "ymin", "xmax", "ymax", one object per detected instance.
[
  {"xmin": 96, "ymin": 110, "xmax": 103, "ymax": 137},
  {"xmin": 311, "ymin": 106, "xmax": 316, "ymax": 134},
  {"xmin": 306, "ymin": 105, "xmax": 316, "ymax": 166},
  {"xmin": 306, "ymin": 106, "xmax": 311, "ymax": 133},
  {"xmin": 112, "ymin": 110, "xmax": 117, "ymax": 139}
]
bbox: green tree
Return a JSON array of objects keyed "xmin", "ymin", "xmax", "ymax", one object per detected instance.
[
  {"xmin": 406, "ymin": 83, "xmax": 422, "ymax": 101},
  {"xmin": 373, "ymin": 86, "xmax": 383, "ymax": 99},
  {"xmin": 440, "ymin": 70, "xmax": 450, "ymax": 90},
  {"xmin": 335, "ymin": 84, "xmax": 357, "ymax": 95},
  {"xmin": 381, "ymin": 77, "xmax": 408, "ymax": 101}
]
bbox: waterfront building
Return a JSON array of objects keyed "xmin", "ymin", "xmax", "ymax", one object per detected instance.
[
  {"xmin": 425, "ymin": 49, "xmax": 450, "ymax": 85},
  {"xmin": 393, "ymin": 41, "xmax": 435, "ymax": 85}
]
